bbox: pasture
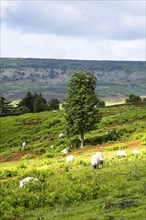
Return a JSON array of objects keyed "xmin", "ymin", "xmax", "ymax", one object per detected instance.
[{"xmin": 0, "ymin": 104, "xmax": 146, "ymax": 219}]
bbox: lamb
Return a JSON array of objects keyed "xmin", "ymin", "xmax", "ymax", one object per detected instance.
[
  {"xmin": 19, "ymin": 177, "xmax": 39, "ymax": 187},
  {"xmin": 61, "ymin": 148, "xmax": 68, "ymax": 155},
  {"xmin": 58, "ymin": 133, "xmax": 65, "ymax": 138},
  {"xmin": 66, "ymin": 155, "xmax": 74, "ymax": 163},
  {"xmin": 91, "ymin": 152, "xmax": 104, "ymax": 169},
  {"xmin": 22, "ymin": 142, "xmax": 26, "ymax": 148},
  {"xmin": 132, "ymin": 149, "xmax": 140, "ymax": 155},
  {"xmin": 117, "ymin": 150, "xmax": 126, "ymax": 157}
]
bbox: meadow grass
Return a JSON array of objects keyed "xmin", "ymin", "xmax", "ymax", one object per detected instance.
[
  {"xmin": 0, "ymin": 103, "xmax": 146, "ymax": 219},
  {"xmin": 1, "ymin": 150, "xmax": 145, "ymax": 220}
]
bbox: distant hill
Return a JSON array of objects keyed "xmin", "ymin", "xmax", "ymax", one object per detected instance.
[{"xmin": 0, "ymin": 58, "xmax": 145, "ymax": 101}]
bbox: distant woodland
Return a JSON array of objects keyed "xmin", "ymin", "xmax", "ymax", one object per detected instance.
[{"xmin": 1, "ymin": 58, "xmax": 145, "ymax": 101}]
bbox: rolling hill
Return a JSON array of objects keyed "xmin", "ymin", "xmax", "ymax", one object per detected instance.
[
  {"xmin": 0, "ymin": 104, "xmax": 146, "ymax": 219},
  {"xmin": 0, "ymin": 58, "xmax": 145, "ymax": 101}
]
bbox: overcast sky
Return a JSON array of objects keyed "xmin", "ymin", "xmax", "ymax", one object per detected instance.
[{"xmin": 1, "ymin": 0, "xmax": 145, "ymax": 61}]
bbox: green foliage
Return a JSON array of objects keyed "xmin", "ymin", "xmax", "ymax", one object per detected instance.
[
  {"xmin": 69, "ymin": 137, "xmax": 81, "ymax": 149},
  {"xmin": 18, "ymin": 91, "xmax": 48, "ymax": 113},
  {"xmin": 48, "ymin": 98, "xmax": 60, "ymax": 110},
  {"xmin": 107, "ymin": 144, "xmax": 128, "ymax": 151},
  {"xmin": 0, "ymin": 156, "xmax": 145, "ymax": 220},
  {"xmin": 0, "ymin": 96, "xmax": 14, "ymax": 115},
  {"xmin": 125, "ymin": 94, "xmax": 142, "ymax": 104},
  {"xmin": 33, "ymin": 94, "xmax": 48, "ymax": 113},
  {"xmin": 34, "ymin": 147, "xmax": 46, "ymax": 155},
  {"xmin": 0, "ymin": 102, "xmax": 146, "ymax": 220},
  {"xmin": 0, "ymin": 169, "xmax": 18, "ymax": 178},
  {"xmin": 1, "ymin": 58, "xmax": 145, "ymax": 101},
  {"xmin": 97, "ymin": 99, "xmax": 105, "ymax": 107},
  {"xmin": 21, "ymin": 154, "xmax": 35, "ymax": 160},
  {"xmin": 15, "ymin": 106, "xmax": 30, "ymax": 114},
  {"xmin": 64, "ymin": 70, "xmax": 102, "ymax": 147}
]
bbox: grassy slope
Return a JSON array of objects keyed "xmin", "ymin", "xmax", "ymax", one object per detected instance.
[
  {"xmin": 1, "ymin": 58, "xmax": 145, "ymax": 100},
  {"xmin": 0, "ymin": 104, "xmax": 146, "ymax": 219}
]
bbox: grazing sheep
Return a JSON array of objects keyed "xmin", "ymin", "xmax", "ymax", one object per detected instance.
[
  {"xmin": 61, "ymin": 148, "xmax": 68, "ymax": 155},
  {"xmin": 132, "ymin": 149, "xmax": 140, "ymax": 155},
  {"xmin": 50, "ymin": 145, "xmax": 55, "ymax": 149},
  {"xmin": 19, "ymin": 177, "xmax": 39, "ymax": 187},
  {"xmin": 66, "ymin": 155, "xmax": 74, "ymax": 163},
  {"xmin": 117, "ymin": 150, "xmax": 126, "ymax": 157},
  {"xmin": 52, "ymin": 110, "xmax": 56, "ymax": 113},
  {"xmin": 58, "ymin": 133, "xmax": 65, "ymax": 138},
  {"xmin": 22, "ymin": 142, "xmax": 26, "ymax": 148},
  {"xmin": 91, "ymin": 152, "xmax": 104, "ymax": 169}
]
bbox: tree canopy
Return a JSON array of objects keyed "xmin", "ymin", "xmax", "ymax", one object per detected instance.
[
  {"xmin": 64, "ymin": 70, "xmax": 102, "ymax": 147},
  {"xmin": 0, "ymin": 97, "xmax": 14, "ymax": 115},
  {"xmin": 125, "ymin": 94, "xmax": 142, "ymax": 104},
  {"xmin": 18, "ymin": 92, "xmax": 48, "ymax": 113}
]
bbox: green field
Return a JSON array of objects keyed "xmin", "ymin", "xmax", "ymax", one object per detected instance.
[{"xmin": 0, "ymin": 104, "xmax": 146, "ymax": 219}]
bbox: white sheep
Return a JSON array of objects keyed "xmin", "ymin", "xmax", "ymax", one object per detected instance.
[
  {"xmin": 61, "ymin": 148, "xmax": 68, "ymax": 155},
  {"xmin": 19, "ymin": 177, "xmax": 39, "ymax": 187},
  {"xmin": 22, "ymin": 142, "xmax": 26, "ymax": 148},
  {"xmin": 52, "ymin": 110, "xmax": 56, "ymax": 113},
  {"xmin": 117, "ymin": 150, "xmax": 126, "ymax": 157},
  {"xmin": 66, "ymin": 155, "xmax": 74, "ymax": 163},
  {"xmin": 132, "ymin": 149, "xmax": 140, "ymax": 155},
  {"xmin": 91, "ymin": 152, "xmax": 104, "ymax": 169},
  {"xmin": 50, "ymin": 145, "xmax": 55, "ymax": 149},
  {"xmin": 58, "ymin": 133, "xmax": 65, "ymax": 138}
]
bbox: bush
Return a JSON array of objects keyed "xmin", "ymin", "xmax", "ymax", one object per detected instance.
[
  {"xmin": 0, "ymin": 170, "xmax": 18, "ymax": 179},
  {"xmin": 43, "ymin": 152, "xmax": 55, "ymax": 158},
  {"xmin": 21, "ymin": 154, "xmax": 35, "ymax": 160},
  {"xmin": 69, "ymin": 137, "xmax": 80, "ymax": 149},
  {"xmin": 125, "ymin": 94, "xmax": 142, "ymax": 104},
  {"xmin": 34, "ymin": 148, "xmax": 46, "ymax": 155},
  {"xmin": 107, "ymin": 144, "xmax": 128, "ymax": 151}
]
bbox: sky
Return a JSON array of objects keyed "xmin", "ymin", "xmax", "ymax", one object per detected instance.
[{"xmin": 1, "ymin": 0, "xmax": 145, "ymax": 61}]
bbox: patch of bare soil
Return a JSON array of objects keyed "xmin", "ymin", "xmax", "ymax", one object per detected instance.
[
  {"xmin": 73, "ymin": 139, "xmax": 141, "ymax": 154},
  {"xmin": 0, "ymin": 149, "xmax": 34, "ymax": 163}
]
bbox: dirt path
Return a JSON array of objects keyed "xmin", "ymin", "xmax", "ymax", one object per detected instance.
[
  {"xmin": 0, "ymin": 149, "xmax": 34, "ymax": 163},
  {"xmin": 73, "ymin": 139, "xmax": 141, "ymax": 154},
  {"xmin": 0, "ymin": 139, "xmax": 141, "ymax": 163}
]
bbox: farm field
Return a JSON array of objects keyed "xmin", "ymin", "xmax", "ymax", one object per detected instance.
[{"xmin": 0, "ymin": 104, "xmax": 146, "ymax": 219}]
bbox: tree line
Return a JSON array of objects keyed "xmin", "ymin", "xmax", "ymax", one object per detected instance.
[
  {"xmin": 0, "ymin": 70, "xmax": 146, "ymax": 148},
  {"xmin": 0, "ymin": 92, "xmax": 60, "ymax": 115}
]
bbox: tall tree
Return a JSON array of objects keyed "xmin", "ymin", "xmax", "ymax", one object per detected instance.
[
  {"xmin": 48, "ymin": 98, "xmax": 60, "ymax": 110},
  {"xmin": 64, "ymin": 70, "xmax": 102, "ymax": 147},
  {"xmin": 125, "ymin": 94, "xmax": 142, "ymax": 104},
  {"xmin": 33, "ymin": 93, "xmax": 48, "ymax": 112},
  {"xmin": 0, "ymin": 97, "xmax": 14, "ymax": 114},
  {"xmin": 18, "ymin": 91, "xmax": 34, "ymax": 112}
]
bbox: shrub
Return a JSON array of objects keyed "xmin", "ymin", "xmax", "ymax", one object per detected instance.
[
  {"xmin": 43, "ymin": 152, "xmax": 55, "ymax": 158},
  {"xmin": 34, "ymin": 147, "xmax": 46, "ymax": 155},
  {"xmin": 0, "ymin": 170, "xmax": 18, "ymax": 179},
  {"xmin": 107, "ymin": 144, "xmax": 128, "ymax": 151},
  {"xmin": 69, "ymin": 137, "xmax": 80, "ymax": 149},
  {"xmin": 21, "ymin": 154, "xmax": 35, "ymax": 160}
]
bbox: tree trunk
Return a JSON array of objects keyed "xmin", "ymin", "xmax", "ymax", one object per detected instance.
[{"xmin": 80, "ymin": 133, "xmax": 84, "ymax": 148}]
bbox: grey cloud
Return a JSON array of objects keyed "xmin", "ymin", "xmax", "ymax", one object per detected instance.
[{"xmin": 1, "ymin": 1, "xmax": 145, "ymax": 40}]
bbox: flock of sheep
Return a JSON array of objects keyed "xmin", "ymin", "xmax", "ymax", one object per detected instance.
[
  {"xmin": 19, "ymin": 147, "xmax": 141, "ymax": 187},
  {"xmin": 20, "ymin": 133, "xmax": 141, "ymax": 187}
]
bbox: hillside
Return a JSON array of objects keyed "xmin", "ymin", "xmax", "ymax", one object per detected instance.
[
  {"xmin": 1, "ymin": 58, "xmax": 145, "ymax": 101},
  {"xmin": 0, "ymin": 104, "xmax": 146, "ymax": 219}
]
